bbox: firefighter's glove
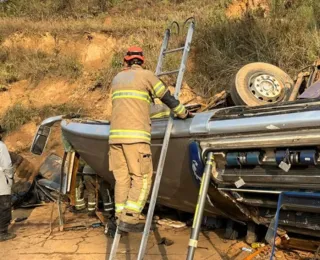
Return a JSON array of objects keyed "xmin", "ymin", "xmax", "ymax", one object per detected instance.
[
  {"xmin": 186, "ymin": 110, "xmax": 194, "ymax": 118},
  {"xmin": 176, "ymin": 109, "xmax": 193, "ymax": 120}
]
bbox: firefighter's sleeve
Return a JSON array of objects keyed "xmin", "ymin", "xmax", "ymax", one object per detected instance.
[
  {"xmin": 147, "ymin": 72, "xmax": 188, "ymax": 119},
  {"xmin": 160, "ymin": 91, "xmax": 187, "ymax": 119}
]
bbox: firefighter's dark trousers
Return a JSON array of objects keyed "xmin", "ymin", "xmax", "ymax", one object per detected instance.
[{"xmin": 0, "ymin": 195, "xmax": 11, "ymax": 233}]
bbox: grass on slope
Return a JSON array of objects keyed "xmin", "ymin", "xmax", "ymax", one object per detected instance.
[
  {"xmin": 0, "ymin": 103, "xmax": 82, "ymax": 132},
  {"xmin": 1, "ymin": 0, "xmax": 320, "ymax": 98},
  {"xmin": 0, "ymin": 47, "xmax": 82, "ymax": 85},
  {"xmin": 189, "ymin": 0, "xmax": 320, "ymax": 96}
]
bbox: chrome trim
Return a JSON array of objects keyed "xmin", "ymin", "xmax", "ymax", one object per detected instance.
[
  {"xmin": 41, "ymin": 115, "xmax": 64, "ymax": 127},
  {"xmin": 201, "ymin": 128, "xmax": 320, "ymax": 150},
  {"xmin": 218, "ymin": 188, "xmax": 281, "ymax": 194}
]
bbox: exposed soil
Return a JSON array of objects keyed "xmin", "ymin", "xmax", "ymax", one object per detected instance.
[
  {"xmin": 226, "ymin": 0, "xmax": 270, "ymax": 18},
  {"xmin": 3, "ymin": 33, "xmax": 118, "ymax": 70},
  {"xmin": 1, "ymin": 204, "xmax": 314, "ymax": 260}
]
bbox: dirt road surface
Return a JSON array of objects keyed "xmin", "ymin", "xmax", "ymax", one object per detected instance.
[
  {"xmin": 0, "ymin": 204, "xmax": 311, "ymax": 260},
  {"xmin": 0, "ymin": 203, "xmax": 259, "ymax": 260}
]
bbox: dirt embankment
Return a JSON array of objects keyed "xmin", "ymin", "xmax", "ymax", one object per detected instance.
[
  {"xmin": 226, "ymin": 0, "xmax": 270, "ymax": 18},
  {"xmin": 0, "ymin": 0, "xmax": 270, "ymax": 157}
]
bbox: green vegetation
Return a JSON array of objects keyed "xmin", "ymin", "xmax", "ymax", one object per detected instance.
[
  {"xmin": 0, "ymin": 47, "xmax": 82, "ymax": 85},
  {"xmin": 0, "ymin": 0, "xmax": 110, "ymax": 19},
  {"xmin": 0, "ymin": 103, "xmax": 82, "ymax": 132},
  {"xmin": 191, "ymin": 0, "xmax": 320, "ymax": 96},
  {"xmin": 0, "ymin": 0, "xmax": 320, "ymax": 97}
]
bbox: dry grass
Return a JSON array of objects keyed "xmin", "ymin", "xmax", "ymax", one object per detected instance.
[
  {"xmin": 1, "ymin": 0, "xmax": 320, "ymax": 98},
  {"xmin": 0, "ymin": 47, "xmax": 82, "ymax": 85},
  {"xmin": 190, "ymin": 0, "xmax": 320, "ymax": 96},
  {"xmin": 0, "ymin": 0, "xmax": 109, "ymax": 19},
  {"xmin": 0, "ymin": 103, "xmax": 82, "ymax": 132}
]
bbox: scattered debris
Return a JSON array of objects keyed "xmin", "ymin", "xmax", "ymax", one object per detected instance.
[
  {"xmin": 251, "ymin": 242, "xmax": 265, "ymax": 249},
  {"xmin": 198, "ymin": 90, "xmax": 227, "ymax": 112},
  {"xmin": 243, "ymin": 245, "xmax": 270, "ymax": 260},
  {"xmin": 242, "ymin": 247, "xmax": 253, "ymax": 253},
  {"xmin": 158, "ymin": 237, "xmax": 174, "ymax": 246},
  {"xmin": 157, "ymin": 218, "xmax": 186, "ymax": 229}
]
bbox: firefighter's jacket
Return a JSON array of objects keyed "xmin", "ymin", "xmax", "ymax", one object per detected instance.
[
  {"xmin": 0, "ymin": 141, "xmax": 13, "ymax": 196},
  {"xmin": 109, "ymin": 65, "xmax": 187, "ymax": 144}
]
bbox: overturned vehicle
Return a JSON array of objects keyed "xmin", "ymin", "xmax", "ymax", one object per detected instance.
[{"xmin": 30, "ymin": 62, "xmax": 320, "ymax": 241}]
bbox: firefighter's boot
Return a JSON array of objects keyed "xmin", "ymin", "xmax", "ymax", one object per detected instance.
[
  {"xmin": 118, "ymin": 212, "xmax": 145, "ymax": 233},
  {"xmin": 0, "ymin": 231, "xmax": 16, "ymax": 242}
]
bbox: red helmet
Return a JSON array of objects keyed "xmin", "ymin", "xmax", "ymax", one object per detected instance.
[{"xmin": 124, "ymin": 46, "xmax": 144, "ymax": 63}]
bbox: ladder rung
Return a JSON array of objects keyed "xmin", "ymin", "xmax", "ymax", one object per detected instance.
[
  {"xmin": 157, "ymin": 70, "xmax": 179, "ymax": 76},
  {"xmin": 163, "ymin": 47, "xmax": 185, "ymax": 54},
  {"xmin": 151, "ymin": 144, "xmax": 163, "ymax": 147}
]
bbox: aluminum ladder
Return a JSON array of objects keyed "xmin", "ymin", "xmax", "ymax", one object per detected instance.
[{"xmin": 108, "ymin": 18, "xmax": 195, "ymax": 260}]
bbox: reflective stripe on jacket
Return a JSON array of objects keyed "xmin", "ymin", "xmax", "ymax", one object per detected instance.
[
  {"xmin": 110, "ymin": 65, "xmax": 165, "ymax": 144},
  {"xmin": 109, "ymin": 65, "xmax": 186, "ymax": 144}
]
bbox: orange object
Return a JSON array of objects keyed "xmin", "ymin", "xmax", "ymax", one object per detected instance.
[
  {"xmin": 243, "ymin": 245, "xmax": 269, "ymax": 260},
  {"xmin": 124, "ymin": 46, "xmax": 145, "ymax": 62}
]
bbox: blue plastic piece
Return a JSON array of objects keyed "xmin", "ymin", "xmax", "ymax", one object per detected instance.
[
  {"xmin": 275, "ymin": 150, "xmax": 287, "ymax": 165},
  {"xmin": 226, "ymin": 151, "xmax": 261, "ymax": 166},
  {"xmin": 246, "ymin": 152, "xmax": 261, "ymax": 165},
  {"xmin": 300, "ymin": 150, "xmax": 317, "ymax": 165},
  {"xmin": 189, "ymin": 141, "xmax": 204, "ymax": 185},
  {"xmin": 226, "ymin": 152, "xmax": 240, "ymax": 166}
]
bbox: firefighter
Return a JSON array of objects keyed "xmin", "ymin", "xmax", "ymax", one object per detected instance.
[
  {"xmin": 109, "ymin": 46, "xmax": 190, "ymax": 233},
  {"xmin": 75, "ymin": 164, "xmax": 113, "ymax": 215},
  {"xmin": 0, "ymin": 126, "xmax": 16, "ymax": 242}
]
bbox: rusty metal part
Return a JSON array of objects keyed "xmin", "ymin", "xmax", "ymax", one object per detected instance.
[
  {"xmin": 199, "ymin": 90, "xmax": 227, "ymax": 112},
  {"xmin": 243, "ymin": 245, "xmax": 269, "ymax": 260},
  {"xmin": 281, "ymin": 237, "xmax": 320, "ymax": 252},
  {"xmin": 288, "ymin": 72, "xmax": 306, "ymax": 101}
]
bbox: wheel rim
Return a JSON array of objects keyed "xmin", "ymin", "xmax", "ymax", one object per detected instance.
[{"xmin": 249, "ymin": 74, "xmax": 283, "ymax": 102}]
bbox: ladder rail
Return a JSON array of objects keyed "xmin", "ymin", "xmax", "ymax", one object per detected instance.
[
  {"xmin": 137, "ymin": 21, "xmax": 195, "ymax": 260},
  {"xmin": 108, "ymin": 228, "xmax": 121, "ymax": 260},
  {"xmin": 174, "ymin": 22, "xmax": 195, "ymax": 98},
  {"xmin": 155, "ymin": 29, "xmax": 170, "ymax": 76}
]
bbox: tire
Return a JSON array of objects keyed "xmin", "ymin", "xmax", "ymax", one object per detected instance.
[{"xmin": 230, "ymin": 62, "xmax": 294, "ymax": 106}]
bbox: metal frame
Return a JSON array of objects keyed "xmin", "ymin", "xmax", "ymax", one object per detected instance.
[{"xmin": 268, "ymin": 191, "xmax": 320, "ymax": 259}]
